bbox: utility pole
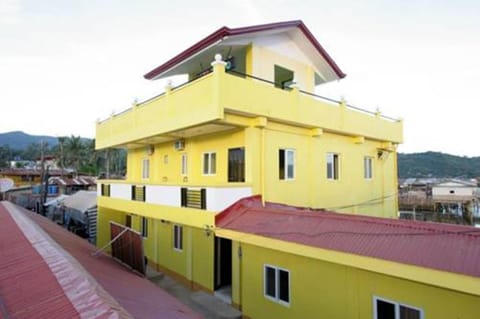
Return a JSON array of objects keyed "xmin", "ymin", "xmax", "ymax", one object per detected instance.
[{"xmin": 39, "ymin": 140, "xmax": 47, "ymax": 216}]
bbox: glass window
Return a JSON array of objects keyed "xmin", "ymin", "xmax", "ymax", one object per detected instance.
[
  {"xmin": 375, "ymin": 297, "xmax": 423, "ymax": 319},
  {"xmin": 181, "ymin": 154, "xmax": 188, "ymax": 176},
  {"xmin": 173, "ymin": 224, "xmax": 183, "ymax": 251},
  {"xmin": 203, "ymin": 152, "xmax": 216, "ymax": 175},
  {"xmin": 326, "ymin": 153, "xmax": 339, "ymax": 180},
  {"xmin": 265, "ymin": 266, "xmax": 276, "ymax": 298},
  {"xmin": 141, "ymin": 217, "xmax": 148, "ymax": 238},
  {"xmin": 264, "ymin": 265, "xmax": 290, "ymax": 305},
  {"xmin": 142, "ymin": 159, "xmax": 150, "ymax": 179},
  {"xmin": 364, "ymin": 156, "xmax": 373, "ymax": 179},
  {"xmin": 228, "ymin": 148, "xmax": 245, "ymax": 182},
  {"xmin": 279, "ymin": 149, "xmax": 295, "ymax": 180},
  {"xmin": 274, "ymin": 65, "xmax": 295, "ymax": 89}
]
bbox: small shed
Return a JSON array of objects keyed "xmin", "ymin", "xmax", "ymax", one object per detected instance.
[{"xmin": 63, "ymin": 190, "xmax": 97, "ymax": 244}]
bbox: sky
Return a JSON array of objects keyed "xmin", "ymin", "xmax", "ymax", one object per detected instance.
[{"xmin": 1, "ymin": 0, "xmax": 479, "ymax": 156}]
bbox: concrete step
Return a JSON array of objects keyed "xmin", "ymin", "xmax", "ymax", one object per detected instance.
[{"xmin": 190, "ymin": 291, "xmax": 242, "ymax": 319}]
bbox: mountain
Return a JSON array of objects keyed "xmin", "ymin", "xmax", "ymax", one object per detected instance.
[
  {"xmin": 0, "ymin": 131, "xmax": 60, "ymax": 150},
  {"xmin": 398, "ymin": 151, "xmax": 480, "ymax": 178}
]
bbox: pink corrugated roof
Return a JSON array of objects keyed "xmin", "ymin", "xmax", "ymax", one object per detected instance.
[
  {"xmin": 0, "ymin": 201, "xmax": 202, "ymax": 319},
  {"xmin": 216, "ymin": 196, "xmax": 480, "ymax": 277}
]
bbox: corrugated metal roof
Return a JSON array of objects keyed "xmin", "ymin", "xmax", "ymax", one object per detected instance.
[
  {"xmin": 216, "ymin": 196, "xmax": 480, "ymax": 278},
  {"xmin": 49, "ymin": 176, "xmax": 96, "ymax": 186},
  {"xmin": 0, "ymin": 201, "xmax": 202, "ymax": 319}
]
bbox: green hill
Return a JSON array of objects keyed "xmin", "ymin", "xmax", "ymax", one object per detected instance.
[
  {"xmin": 398, "ymin": 152, "xmax": 480, "ymax": 178},
  {"xmin": 0, "ymin": 131, "xmax": 59, "ymax": 150}
]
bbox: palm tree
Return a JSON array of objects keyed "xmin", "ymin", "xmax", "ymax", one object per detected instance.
[{"xmin": 65, "ymin": 135, "xmax": 84, "ymax": 175}]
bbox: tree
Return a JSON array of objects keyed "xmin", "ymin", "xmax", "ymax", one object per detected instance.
[{"xmin": 64, "ymin": 135, "xmax": 85, "ymax": 174}]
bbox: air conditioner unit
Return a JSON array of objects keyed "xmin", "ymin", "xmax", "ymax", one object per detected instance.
[{"xmin": 174, "ymin": 140, "xmax": 185, "ymax": 151}]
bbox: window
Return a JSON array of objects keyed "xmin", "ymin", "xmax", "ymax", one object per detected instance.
[
  {"xmin": 173, "ymin": 224, "xmax": 183, "ymax": 251},
  {"xmin": 228, "ymin": 148, "xmax": 245, "ymax": 182},
  {"xmin": 141, "ymin": 217, "xmax": 148, "ymax": 237},
  {"xmin": 181, "ymin": 154, "xmax": 188, "ymax": 176},
  {"xmin": 364, "ymin": 156, "xmax": 373, "ymax": 179},
  {"xmin": 274, "ymin": 65, "xmax": 294, "ymax": 89},
  {"xmin": 203, "ymin": 152, "xmax": 216, "ymax": 175},
  {"xmin": 264, "ymin": 265, "xmax": 290, "ymax": 305},
  {"xmin": 326, "ymin": 153, "xmax": 339, "ymax": 180},
  {"xmin": 125, "ymin": 215, "xmax": 132, "ymax": 228},
  {"xmin": 142, "ymin": 159, "xmax": 150, "ymax": 179},
  {"xmin": 279, "ymin": 149, "xmax": 295, "ymax": 180},
  {"xmin": 374, "ymin": 297, "xmax": 423, "ymax": 319}
]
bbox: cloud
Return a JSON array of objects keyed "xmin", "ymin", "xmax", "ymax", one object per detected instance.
[{"xmin": 0, "ymin": 0, "xmax": 21, "ymax": 24}]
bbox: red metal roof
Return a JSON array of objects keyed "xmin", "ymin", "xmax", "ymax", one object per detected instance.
[
  {"xmin": 0, "ymin": 201, "xmax": 202, "ymax": 319},
  {"xmin": 144, "ymin": 20, "xmax": 346, "ymax": 80},
  {"xmin": 216, "ymin": 196, "xmax": 480, "ymax": 277}
]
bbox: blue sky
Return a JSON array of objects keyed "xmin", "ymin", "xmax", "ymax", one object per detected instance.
[{"xmin": 1, "ymin": 0, "xmax": 479, "ymax": 156}]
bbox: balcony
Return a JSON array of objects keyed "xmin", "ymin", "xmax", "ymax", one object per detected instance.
[
  {"xmin": 96, "ymin": 66, "xmax": 403, "ymax": 150},
  {"xmin": 98, "ymin": 181, "xmax": 252, "ymax": 213}
]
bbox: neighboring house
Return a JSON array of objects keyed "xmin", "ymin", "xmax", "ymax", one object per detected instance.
[
  {"xmin": 432, "ymin": 179, "xmax": 479, "ymax": 201},
  {"xmin": 215, "ymin": 196, "xmax": 480, "ymax": 319},
  {"xmin": 0, "ymin": 201, "xmax": 201, "ymax": 319},
  {"xmin": 62, "ymin": 190, "xmax": 98, "ymax": 244},
  {"xmin": 95, "ymin": 20, "xmax": 408, "ymax": 317},
  {"xmin": 0, "ymin": 168, "xmax": 69, "ymax": 186},
  {"xmin": 49, "ymin": 175, "xmax": 97, "ymax": 195}
]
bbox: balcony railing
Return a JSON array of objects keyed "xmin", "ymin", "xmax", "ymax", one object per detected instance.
[{"xmin": 96, "ymin": 65, "xmax": 402, "ymax": 149}]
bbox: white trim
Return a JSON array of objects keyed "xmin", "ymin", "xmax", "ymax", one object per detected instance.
[{"xmin": 373, "ymin": 296, "xmax": 424, "ymax": 319}]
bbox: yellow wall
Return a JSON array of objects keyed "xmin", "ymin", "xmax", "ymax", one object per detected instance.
[
  {"xmin": 236, "ymin": 242, "xmax": 480, "ymax": 319},
  {"xmin": 97, "ymin": 205, "xmax": 215, "ymax": 291},
  {"xmin": 245, "ymin": 121, "xmax": 398, "ymax": 217},
  {"xmin": 121, "ymin": 118, "xmax": 397, "ymax": 217},
  {"xmin": 250, "ymin": 44, "xmax": 316, "ymax": 92},
  {"xmin": 96, "ymin": 206, "xmax": 127, "ymax": 252},
  {"xmin": 127, "ymin": 130, "xmax": 245, "ymax": 186}
]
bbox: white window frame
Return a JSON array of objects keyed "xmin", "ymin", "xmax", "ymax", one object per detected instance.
[
  {"xmin": 173, "ymin": 224, "xmax": 183, "ymax": 251},
  {"xmin": 264, "ymin": 264, "xmax": 290, "ymax": 306},
  {"xmin": 279, "ymin": 148, "xmax": 295, "ymax": 180},
  {"xmin": 141, "ymin": 216, "xmax": 148, "ymax": 238},
  {"xmin": 373, "ymin": 296, "xmax": 424, "ymax": 319},
  {"xmin": 142, "ymin": 158, "xmax": 150, "ymax": 179},
  {"xmin": 326, "ymin": 153, "xmax": 339, "ymax": 180},
  {"xmin": 364, "ymin": 156, "xmax": 373, "ymax": 179},
  {"xmin": 181, "ymin": 153, "xmax": 188, "ymax": 176},
  {"xmin": 202, "ymin": 152, "xmax": 216, "ymax": 175}
]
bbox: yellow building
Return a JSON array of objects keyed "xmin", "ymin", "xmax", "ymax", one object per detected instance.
[
  {"xmin": 95, "ymin": 20, "xmax": 429, "ymax": 317},
  {"xmin": 215, "ymin": 196, "xmax": 480, "ymax": 319}
]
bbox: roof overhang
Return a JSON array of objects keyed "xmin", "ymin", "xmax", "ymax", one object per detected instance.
[{"xmin": 144, "ymin": 20, "xmax": 346, "ymax": 83}]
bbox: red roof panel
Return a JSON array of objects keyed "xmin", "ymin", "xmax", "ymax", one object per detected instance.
[
  {"xmin": 216, "ymin": 196, "xmax": 480, "ymax": 277},
  {"xmin": 0, "ymin": 201, "xmax": 202, "ymax": 319}
]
